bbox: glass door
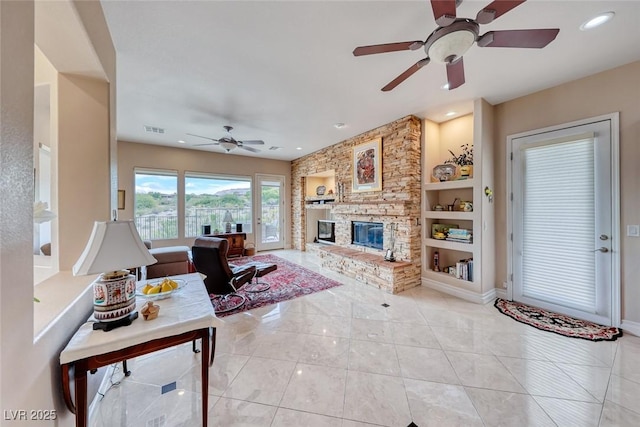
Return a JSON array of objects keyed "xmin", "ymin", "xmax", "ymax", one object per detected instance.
[
  {"xmin": 510, "ymin": 118, "xmax": 616, "ymax": 325},
  {"xmin": 255, "ymin": 175, "xmax": 285, "ymax": 251}
]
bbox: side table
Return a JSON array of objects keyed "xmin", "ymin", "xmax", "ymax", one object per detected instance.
[{"xmin": 60, "ymin": 273, "xmax": 222, "ymax": 427}]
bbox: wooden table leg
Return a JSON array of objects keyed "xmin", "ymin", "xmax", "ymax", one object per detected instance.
[
  {"xmin": 201, "ymin": 329, "xmax": 210, "ymax": 427},
  {"xmin": 74, "ymin": 361, "xmax": 88, "ymax": 427}
]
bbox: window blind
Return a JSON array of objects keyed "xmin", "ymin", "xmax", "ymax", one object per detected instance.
[{"xmin": 521, "ymin": 138, "xmax": 596, "ymax": 312}]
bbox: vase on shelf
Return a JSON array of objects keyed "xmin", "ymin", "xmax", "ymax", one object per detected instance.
[{"xmin": 459, "ymin": 165, "xmax": 473, "ymax": 178}]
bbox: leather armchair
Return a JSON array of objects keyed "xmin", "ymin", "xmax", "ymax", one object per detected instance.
[{"xmin": 192, "ymin": 236, "xmax": 256, "ymax": 313}]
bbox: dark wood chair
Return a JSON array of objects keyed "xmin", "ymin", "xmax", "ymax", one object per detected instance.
[{"xmin": 192, "ymin": 236, "xmax": 256, "ymax": 313}]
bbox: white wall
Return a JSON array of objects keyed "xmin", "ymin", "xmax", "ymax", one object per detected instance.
[{"xmin": 0, "ymin": 1, "xmax": 116, "ymax": 424}]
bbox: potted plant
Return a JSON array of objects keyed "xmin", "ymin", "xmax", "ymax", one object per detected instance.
[{"xmin": 445, "ymin": 144, "xmax": 474, "ymax": 178}]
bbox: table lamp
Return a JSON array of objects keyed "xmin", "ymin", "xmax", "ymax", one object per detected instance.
[
  {"xmin": 223, "ymin": 210, "xmax": 233, "ymax": 233},
  {"xmin": 73, "ymin": 220, "xmax": 157, "ymax": 331}
]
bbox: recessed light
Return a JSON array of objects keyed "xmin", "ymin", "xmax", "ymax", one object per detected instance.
[
  {"xmin": 580, "ymin": 12, "xmax": 614, "ymax": 31},
  {"xmin": 296, "ymin": 147, "xmax": 302, "ymax": 150},
  {"xmin": 178, "ymin": 140, "xmax": 186, "ymax": 144},
  {"xmin": 334, "ymin": 122, "xmax": 346, "ymax": 129},
  {"xmin": 441, "ymin": 83, "xmax": 450, "ymax": 90},
  {"xmin": 445, "ymin": 111, "xmax": 456, "ymax": 117}
]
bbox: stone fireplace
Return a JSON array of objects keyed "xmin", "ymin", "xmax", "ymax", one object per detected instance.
[{"xmin": 291, "ymin": 115, "xmax": 422, "ymax": 293}]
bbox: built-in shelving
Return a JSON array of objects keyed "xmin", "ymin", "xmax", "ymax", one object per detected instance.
[{"xmin": 421, "ymin": 99, "xmax": 496, "ymax": 302}]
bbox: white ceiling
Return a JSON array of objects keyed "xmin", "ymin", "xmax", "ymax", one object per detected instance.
[{"xmin": 100, "ymin": 0, "xmax": 640, "ymax": 161}]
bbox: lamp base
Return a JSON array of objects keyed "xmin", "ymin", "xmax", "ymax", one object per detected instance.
[{"xmin": 93, "ymin": 311, "xmax": 138, "ymax": 332}]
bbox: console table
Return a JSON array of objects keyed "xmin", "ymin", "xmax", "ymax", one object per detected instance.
[
  {"xmin": 205, "ymin": 232, "xmax": 246, "ymax": 257},
  {"xmin": 60, "ymin": 273, "xmax": 222, "ymax": 427}
]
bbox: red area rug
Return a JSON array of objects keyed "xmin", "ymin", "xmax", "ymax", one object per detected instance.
[
  {"xmin": 212, "ymin": 254, "xmax": 342, "ymax": 317},
  {"xmin": 494, "ymin": 298, "xmax": 622, "ymax": 342}
]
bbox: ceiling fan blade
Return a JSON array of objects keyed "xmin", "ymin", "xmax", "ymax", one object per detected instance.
[
  {"xmin": 353, "ymin": 41, "xmax": 424, "ymax": 56},
  {"xmin": 431, "ymin": 0, "xmax": 457, "ymax": 27},
  {"xmin": 239, "ymin": 140, "xmax": 265, "ymax": 145},
  {"xmin": 477, "ymin": 29, "xmax": 559, "ymax": 48},
  {"xmin": 186, "ymin": 133, "xmax": 219, "ymax": 142},
  {"xmin": 476, "ymin": 0, "xmax": 526, "ymax": 25},
  {"xmin": 193, "ymin": 142, "xmax": 220, "ymax": 147},
  {"xmin": 381, "ymin": 58, "xmax": 430, "ymax": 92},
  {"xmin": 446, "ymin": 57, "xmax": 465, "ymax": 90},
  {"xmin": 240, "ymin": 146, "xmax": 260, "ymax": 153}
]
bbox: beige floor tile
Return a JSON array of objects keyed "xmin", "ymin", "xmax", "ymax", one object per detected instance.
[
  {"xmin": 350, "ymin": 318, "xmax": 394, "ymax": 343},
  {"xmin": 499, "ymin": 356, "xmax": 598, "ymax": 402},
  {"xmin": 348, "ymin": 340, "xmax": 400, "ymax": 376},
  {"xmin": 343, "ymin": 370, "xmax": 412, "ymax": 426},
  {"xmin": 533, "ymin": 396, "xmax": 602, "ymax": 427},
  {"xmin": 298, "ymin": 334, "xmax": 351, "ymax": 368},
  {"xmin": 279, "ymin": 363, "xmax": 347, "ymax": 418},
  {"xmin": 446, "ymin": 351, "xmax": 526, "ymax": 393},
  {"xmin": 465, "ymin": 387, "xmax": 556, "ymax": 427},
  {"xmin": 404, "ymin": 378, "xmax": 483, "ymax": 426},
  {"xmin": 391, "ymin": 322, "xmax": 441, "ymax": 348},
  {"xmin": 177, "ymin": 352, "xmax": 249, "ymax": 396},
  {"xmin": 222, "ymin": 356, "xmax": 295, "ymax": 405},
  {"xmin": 272, "ymin": 408, "xmax": 342, "ymax": 427},
  {"xmin": 251, "ymin": 331, "xmax": 308, "ymax": 361},
  {"xmin": 209, "ymin": 397, "xmax": 277, "ymax": 427},
  {"xmin": 396, "ymin": 345, "xmax": 459, "ymax": 384},
  {"xmin": 431, "ymin": 326, "xmax": 493, "ymax": 354},
  {"xmin": 599, "ymin": 400, "xmax": 640, "ymax": 426},
  {"xmin": 606, "ymin": 374, "xmax": 640, "ymax": 413},
  {"xmin": 555, "ymin": 361, "xmax": 612, "ymax": 402}
]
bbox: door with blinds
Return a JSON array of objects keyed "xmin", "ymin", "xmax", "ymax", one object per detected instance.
[{"xmin": 509, "ymin": 116, "xmax": 618, "ymax": 326}]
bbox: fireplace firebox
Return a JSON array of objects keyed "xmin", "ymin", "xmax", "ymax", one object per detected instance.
[
  {"xmin": 318, "ymin": 220, "xmax": 336, "ymax": 244},
  {"xmin": 352, "ymin": 221, "xmax": 384, "ymax": 250}
]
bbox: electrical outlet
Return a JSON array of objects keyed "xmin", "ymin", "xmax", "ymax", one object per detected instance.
[{"xmin": 628, "ymin": 225, "xmax": 640, "ymax": 237}]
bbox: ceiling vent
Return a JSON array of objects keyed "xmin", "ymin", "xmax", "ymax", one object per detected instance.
[
  {"xmin": 269, "ymin": 146, "xmax": 282, "ymax": 151},
  {"xmin": 144, "ymin": 125, "xmax": 165, "ymax": 134}
]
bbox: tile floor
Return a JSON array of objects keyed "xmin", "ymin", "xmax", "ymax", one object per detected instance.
[{"xmin": 90, "ymin": 250, "xmax": 640, "ymax": 426}]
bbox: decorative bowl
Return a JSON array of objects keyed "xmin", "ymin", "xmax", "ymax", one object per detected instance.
[
  {"xmin": 137, "ymin": 278, "xmax": 185, "ymax": 301},
  {"xmin": 433, "ymin": 164, "xmax": 457, "ymax": 182}
]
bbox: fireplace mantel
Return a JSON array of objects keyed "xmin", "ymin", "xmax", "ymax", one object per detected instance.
[{"xmin": 330, "ymin": 202, "xmax": 412, "ymax": 217}]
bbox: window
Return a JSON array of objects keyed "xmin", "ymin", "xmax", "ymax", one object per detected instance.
[
  {"xmin": 185, "ymin": 173, "xmax": 253, "ymax": 237},
  {"xmin": 134, "ymin": 169, "xmax": 178, "ymax": 240}
]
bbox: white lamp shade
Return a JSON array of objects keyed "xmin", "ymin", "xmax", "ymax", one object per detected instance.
[
  {"xmin": 223, "ymin": 210, "xmax": 234, "ymax": 223},
  {"xmin": 73, "ymin": 220, "xmax": 157, "ymax": 276}
]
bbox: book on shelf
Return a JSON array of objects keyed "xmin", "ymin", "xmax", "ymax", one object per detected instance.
[{"xmin": 445, "ymin": 258, "xmax": 473, "ymax": 282}]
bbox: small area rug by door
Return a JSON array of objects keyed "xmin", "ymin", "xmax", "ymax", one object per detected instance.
[
  {"xmin": 214, "ymin": 254, "xmax": 342, "ymax": 317},
  {"xmin": 494, "ymin": 298, "xmax": 622, "ymax": 342}
]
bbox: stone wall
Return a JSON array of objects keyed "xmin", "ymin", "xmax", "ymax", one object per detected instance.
[{"xmin": 291, "ymin": 115, "xmax": 422, "ymax": 292}]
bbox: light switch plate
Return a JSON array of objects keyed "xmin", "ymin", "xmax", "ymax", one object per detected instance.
[{"xmin": 627, "ymin": 225, "xmax": 640, "ymax": 237}]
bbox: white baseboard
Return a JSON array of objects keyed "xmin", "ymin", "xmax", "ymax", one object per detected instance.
[
  {"xmin": 495, "ymin": 288, "xmax": 508, "ymax": 300},
  {"xmin": 621, "ymin": 320, "xmax": 640, "ymax": 337},
  {"xmin": 422, "ymin": 278, "xmax": 497, "ymax": 304}
]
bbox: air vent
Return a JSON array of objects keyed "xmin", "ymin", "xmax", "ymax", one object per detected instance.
[
  {"xmin": 144, "ymin": 125, "xmax": 165, "ymax": 134},
  {"xmin": 269, "ymin": 146, "xmax": 282, "ymax": 151}
]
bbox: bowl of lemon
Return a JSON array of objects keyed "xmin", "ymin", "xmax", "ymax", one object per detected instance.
[{"xmin": 137, "ymin": 278, "xmax": 185, "ymax": 300}]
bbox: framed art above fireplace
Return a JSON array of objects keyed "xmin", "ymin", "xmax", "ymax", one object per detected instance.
[{"xmin": 352, "ymin": 138, "xmax": 382, "ymax": 192}]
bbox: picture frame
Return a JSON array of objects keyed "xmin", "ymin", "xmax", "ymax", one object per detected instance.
[
  {"xmin": 117, "ymin": 190, "xmax": 125, "ymax": 210},
  {"xmin": 352, "ymin": 137, "xmax": 382, "ymax": 192}
]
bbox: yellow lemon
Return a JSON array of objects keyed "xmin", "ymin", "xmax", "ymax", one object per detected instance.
[
  {"xmin": 141, "ymin": 284, "xmax": 153, "ymax": 295},
  {"xmin": 148, "ymin": 285, "xmax": 162, "ymax": 294},
  {"xmin": 169, "ymin": 280, "xmax": 179, "ymax": 290},
  {"xmin": 161, "ymin": 282, "xmax": 173, "ymax": 293}
]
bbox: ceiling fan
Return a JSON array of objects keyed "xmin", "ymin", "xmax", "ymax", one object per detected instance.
[
  {"xmin": 353, "ymin": 0, "xmax": 559, "ymax": 91},
  {"xmin": 188, "ymin": 126, "xmax": 265, "ymax": 153}
]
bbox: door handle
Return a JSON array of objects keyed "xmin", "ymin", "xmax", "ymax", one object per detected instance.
[{"xmin": 592, "ymin": 247, "xmax": 609, "ymax": 253}]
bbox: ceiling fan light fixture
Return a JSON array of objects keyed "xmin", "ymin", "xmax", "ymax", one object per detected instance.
[
  {"xmin": 220, "ymin": 141, "xmax": 236, "ymax": 152},
  {"xmin": 580, "ymin": 12, "xmax": 615, "ymax": 31},
  {"xmin": 428, "ymin": 30, "xmax": 476, "ymax": 63}
]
